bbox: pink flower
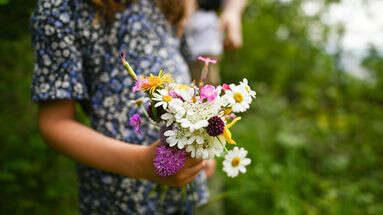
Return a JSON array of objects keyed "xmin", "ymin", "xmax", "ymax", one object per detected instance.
[
  {"xmin": 129, "ymin": 113, "xmax": 142, "ymax": 134},
  {"xmin": 197, "ymin": 56, "xmax": 217, "ymax": 66},
  {"xmin": 197, "ymin": 56, "xmax": 218, "ymax": 86},
  {"xmin": 228, "ymin": 113, "xmax": 237, "ymax": 120},
  {"xmin": 132, "ymin": 79, "xmax": 148, "ymax": 93},
  {"xmin": 200, "ymin": 85, "xmax": 218, "ymax": 103},
  {"xmin": 222, "ymin": 83, "xmax": 231, "ymax": 91}
]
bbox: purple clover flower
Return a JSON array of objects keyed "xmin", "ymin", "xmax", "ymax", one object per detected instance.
[{"xmin": 153, "ymin": 144, "xmax": 187, "ymax": 177}]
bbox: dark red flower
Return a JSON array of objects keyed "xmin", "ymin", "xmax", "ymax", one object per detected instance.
[{"xmin": 207, "ymin": 116, "xmax": 225, "ymax": 136}]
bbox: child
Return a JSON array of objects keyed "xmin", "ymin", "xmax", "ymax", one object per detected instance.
[{"xmin": 31, "ymin": 0, "xmax": 208, "ymax": 214}]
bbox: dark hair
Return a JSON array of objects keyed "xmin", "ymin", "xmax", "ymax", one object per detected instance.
[{"xmin": 197, "ymin": 0, "xmax": 223, "ymax": 11}]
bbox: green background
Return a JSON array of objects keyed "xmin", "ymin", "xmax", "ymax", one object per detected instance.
[{"xmin": 1, "ymin": 0, "xmax": 383, "ymax": 214}]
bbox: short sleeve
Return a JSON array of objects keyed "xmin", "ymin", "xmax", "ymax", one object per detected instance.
[{"xmin": 30, "ymin": 0, "xmax": 88, "ymax": 101}]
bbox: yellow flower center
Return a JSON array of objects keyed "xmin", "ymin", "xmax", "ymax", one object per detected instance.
[
  {"xmin": 231, "ymin": 157, "xmax": 241, "ymax": 167},
  {"xmin": 224, "ymin": 108, "xmax": 232, "ymax": 115},
  {"xmin": 163, "ymin": 95, "xmax": 172, "ymax": 102},
  {"xmin": 233, "ymin": 92, "xmax": 244, "ymax": 103},
  {"xmin": 141, "ymin": 70, "xmax": 173, "ymax": 93},
  {"xmin": 192, "ymin": 96, "xmax": 197, "ymax": 103}
]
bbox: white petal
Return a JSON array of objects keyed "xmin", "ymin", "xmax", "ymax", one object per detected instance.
[
  {"xmin": 154, "ymin": 102, "xmax": 162, "ymax": 107},
  {"xmin": 196, "ymin": 136, "xmax": 204, "ymax": 144},
  {"xmin": 166, "ymin": 138, "xmax": 176, "ymax": 147},
  {"xmin": 242, "ymin": 158, "xmax": 251, "ymax": 166},
  {"xmin": 164, "ymin": 130, "xmax": 175, "ymax": 137},
  {"xmin": 166, "ymin": 120, "xmax": 173, "ymax": 127},
  {"xmin": 239, "ymin": 166, "xmax": 247, "ymax": 173},
  {"xmin": 161, "ymin": 113, "xmax": 171, "ymax": 120}
]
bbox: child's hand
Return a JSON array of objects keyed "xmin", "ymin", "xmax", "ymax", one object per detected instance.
[
  {"xmin": 204, "ymin": 159, "xmax": 216, "ymax": 178},
  {"xmin": 139, "ymin": 140, "xmax": 206, "ymax": 187}
]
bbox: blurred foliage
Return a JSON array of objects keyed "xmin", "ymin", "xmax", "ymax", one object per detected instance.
[
  {"xmin": 221, "ymin": 0, "xmax": 383, "ymax": 215},
  {"xmin": 1, "ymin": 0, "xmax": 383, "ymax": 214},
  {"xmin": 0, "ymin": 0, "xmax": 79, "ymax": 214}
]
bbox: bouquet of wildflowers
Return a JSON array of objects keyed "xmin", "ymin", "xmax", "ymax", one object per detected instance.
[{"xmin": 121, "ymin": 53, "xmax": 254, "ymax": 178}]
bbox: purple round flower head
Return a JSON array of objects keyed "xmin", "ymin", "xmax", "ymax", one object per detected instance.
[
  {"xmin": 153, "ymin": 144, "xmax": 187, "ymax": 177},
  {"xmin": 207, "ymin": 116, "xmax": 225, "ymax": 136},
  {"xmin": 146, "ymin": 102, "xmax": 166, "ymax": 122}
]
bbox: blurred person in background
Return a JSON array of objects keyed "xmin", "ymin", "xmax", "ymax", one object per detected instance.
[{"xmin": 184, "ymin": 0, "xmax": 247, "ymax": 85}]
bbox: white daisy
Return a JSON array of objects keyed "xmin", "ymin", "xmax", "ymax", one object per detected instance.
[
  {"xmin": 163, "ymin": 127, "xmax": 191, "ymax": 149},
  {"xmin": 239, "ymin": 78, "xmax": 256, "ymax": 98},
  {"xmin": 223, "ymin": 147, "xmax": 251, "ymax": 177},
  {"xmin": 222, "ymin": 85, "xmax": 252, "ymax": 113},
  {"xmin": 152, "ymin": 89, "xmax": 173, "ymax": 109}
]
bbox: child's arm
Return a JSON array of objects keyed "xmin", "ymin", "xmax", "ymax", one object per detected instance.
[
  {"xmin": 220, "ymin": 0, "xmax": 247, "ymax": 49},
  {"xmin": 38, "ymin": 99, "xmax": 206, "ymax": 187}
]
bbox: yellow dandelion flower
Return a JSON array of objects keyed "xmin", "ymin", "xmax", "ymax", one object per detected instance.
[{"xmin": 141, "ymin": 70, "xmax": 173, "ymax": 94}]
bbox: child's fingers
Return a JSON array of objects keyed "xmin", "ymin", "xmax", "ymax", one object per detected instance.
[
  {"xmin": 160, "ymin": 161, "xmax": 206, "ymax": 187},
  {"xmin": 151, "ymin": 140, "xmax": 161, "ymax": 146},
  {"xmin": 184, "ymin": 168, "xmax": 204, "ymax": 184},
  {"xmin": 182, "ymin": 161, "xmax": 207, "ymax": 185},
  {"xmin": 183, "ymin": 161, "xmax": 206, "ymax": 178}
]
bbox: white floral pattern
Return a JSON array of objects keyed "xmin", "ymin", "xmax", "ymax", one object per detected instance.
[{"xmin": 31, "ymin": 0, "xmax": 208, "ymax": 214}]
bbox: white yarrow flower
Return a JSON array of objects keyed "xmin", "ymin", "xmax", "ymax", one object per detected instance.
[
  {"xmin": 223, "ymin": 147, "xmax": 251, "ymax": 177},
  {"xmin": 179, "ymin": 117, "xmax": 209, "ymax": 132},
  {"xmin": 187, "ymin": 130, "xmax": 205, "ymax": 145},
  {"xmin": 186, "ymin": 133, "xmax": 225, "ymax": 159},
  {"xmin": 176, "ymin": 99, "xmax": 220, "ymax": 132},
  {"xmin": 164, "ymin": 127, "xmax": 191, "ymax": 149}
]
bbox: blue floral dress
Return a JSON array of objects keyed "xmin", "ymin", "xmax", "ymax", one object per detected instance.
[{"xmin": 30, "ymin": 0, "xmax": 208, "ymax": 214}]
